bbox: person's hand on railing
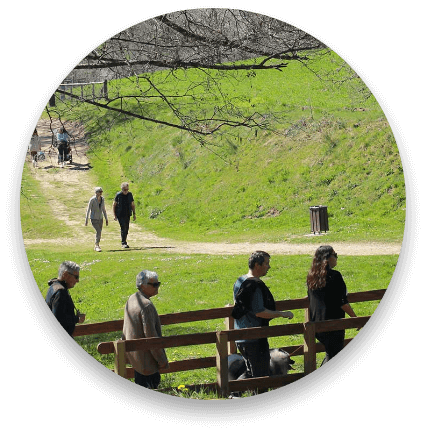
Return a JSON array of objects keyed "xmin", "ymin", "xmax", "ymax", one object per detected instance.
[{"xmin": 281, "ymin": 311, "xmax": 294, "ymax": 319}]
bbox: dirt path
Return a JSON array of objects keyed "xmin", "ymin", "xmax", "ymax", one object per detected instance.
[{"xmin": 24, "ymin": 119, "xmax": 402, "ymax": 256}]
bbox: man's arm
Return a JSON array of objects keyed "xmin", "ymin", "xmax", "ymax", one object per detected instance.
[
  {"xmin": 112, "ymin": 201, "xmax": 117, "ymax": 220},
  {"xmin": 256, "ymin": 309, "xmax": 294, "ymax": 320},
  {"xmin": 131, "ymin": 201, "xmax": 136, "ymax": 221},
  {"xmin": 341, "ymin": 303, "xmax": 357, "ymax": 317}
]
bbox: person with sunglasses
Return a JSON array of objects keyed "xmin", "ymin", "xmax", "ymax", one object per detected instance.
[
  {"xmin": 45, "ymin": 261, "xmax": 85, "ymax": 337},
  {"xmin": 122, "ymin": 270, "xmax": 169, "ymax": 389},
  {"xmin": 307, "ymin": 245, "xmax": 357, "ymax": 365}
]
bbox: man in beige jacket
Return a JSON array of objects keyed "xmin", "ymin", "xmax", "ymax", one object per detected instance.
[{"xmin": 122, "ymin": 270, "xmax": 169, "ymax": 389}]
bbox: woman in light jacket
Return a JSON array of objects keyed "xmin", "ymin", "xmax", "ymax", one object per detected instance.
[
  {"xmin": 29, "ymin": 128, "xmax": 41, "ymax": 167},
  {"xmin": 85, "ymin": 187, "xmax": 108, "ymax": 252}
]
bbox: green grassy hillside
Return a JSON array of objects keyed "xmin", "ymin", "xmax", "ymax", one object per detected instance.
[{"xmin": 60, "ymin": 52, "xmax": 405, "ymax": 243}]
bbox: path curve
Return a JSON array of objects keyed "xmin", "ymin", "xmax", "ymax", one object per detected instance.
[{"xmin": 23, "ymin": 120, "xmax": 402, "ymax": 256}]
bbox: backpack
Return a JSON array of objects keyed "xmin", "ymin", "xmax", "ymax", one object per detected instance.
[{"xmin": 232, "ymin": 278, "xmax": 275, "ymax": 325}]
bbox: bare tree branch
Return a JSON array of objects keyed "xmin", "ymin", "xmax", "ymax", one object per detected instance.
[
  {"xmin": 51, "ymin": 8, "xmax": 328, "ymax": 156},
  {"xmin": 55, "ymin": 88, "xmax": 268, "ymax": 135}
]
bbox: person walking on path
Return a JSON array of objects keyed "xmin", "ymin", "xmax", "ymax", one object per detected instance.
[
  {"xmin": 122, "ymin": 270, "xmax": 169, "ymax": 389},
  {"xmin": 113, "ymin": 182, "xmax": 136, "ymax": 248},
  {"xmin": 56, "ymin": 126, "xmax": 69, "ymax": 168},
  {"xmin": 232, "ymin": 251, "xmax": 294, "ymax": 381},
  {"xmin": 85, "ymin": 187, "xmax": 108, "ymax": 252},
  {"xmin": 45, "ymin": 261, "xmax": 85, "ymax": 337},
  {"xmin": 29, "ymin": 128, "xmax": 41, "ymax": 168},
  {"xmin": 307, "ymin": 245, "xmax": 357, "ymax": 366}
]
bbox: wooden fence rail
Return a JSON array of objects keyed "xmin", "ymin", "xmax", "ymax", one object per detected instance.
[
  {"xmin": 49, "ymin": 80, "xmax": 108, "ymax": 106},
  {"xmin": 81, "ymin": 289, "xmax": 386, "ymax": 395}
]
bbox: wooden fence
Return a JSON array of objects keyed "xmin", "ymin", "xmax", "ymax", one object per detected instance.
[
  {"xmin": 74, "ymin": 289, "xmax": 385, "ymax": 396},
  {"xmin": 49, "ymin": 80, "xmax": 108, "ymax": 106}
]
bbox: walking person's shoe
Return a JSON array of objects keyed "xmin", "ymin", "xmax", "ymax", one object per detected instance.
[
  {"xmin": 94, "ymin": 244, "xmax": 102, "ymax": 252},
  {"xmin": 122, "ymin": 243, "xmax": 129, "ymax": 249}
]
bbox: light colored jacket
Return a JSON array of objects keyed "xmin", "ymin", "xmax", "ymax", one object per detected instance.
[
  {"xmin": 85, "ymin": 196, "xmax": 107, "ymax": 223},
  {"xmin": 57, "ymin": 132, "xmax": 69, "ymax": 143},
  {"xmin": 122, "ymin": 291, "xmax": 169, "ymax": 376},
  {"xmin": 29, "ymin": 135, "xmax": 41, "ymax": 152}
]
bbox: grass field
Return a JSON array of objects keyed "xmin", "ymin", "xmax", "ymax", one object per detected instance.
[
  {"xmin": 26, "ymin": 246, "xmax": 399, "ymax": 394},
  {"xmin": 22, "ymin": 48, "xmax": 404, "ymax": 397}
]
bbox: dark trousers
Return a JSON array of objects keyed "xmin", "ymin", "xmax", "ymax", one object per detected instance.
[
  {"xmin": 134, "ymin": 370, "xmax": 161, "ymax": 389},
  {"xmin": 236, "ymin": 338, "xmax": 270, "ymax": 378},
  {"xmin": 316, "ymin": 330, "xmax": 345, "ymax": 366},
  {"xmin": 58, "ymin": 143, "xmax": 67, "ymax": 163},
  {"xmin": 117, "ymin": 215, "xmax": 130, "ymax": 244}
]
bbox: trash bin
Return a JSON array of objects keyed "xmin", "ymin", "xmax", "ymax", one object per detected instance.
[{"xmin": 309, "ymin": 206, "xmax": 329, "ymax": 234}]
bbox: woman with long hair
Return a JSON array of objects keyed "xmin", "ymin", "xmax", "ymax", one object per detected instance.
[
  {"xmin": 29, "ymin": 128, "xmax": 41, "ymax": 168},
  {"xmin": 307, "ymin": 245, "xmax": 357, "ymax": 365}
]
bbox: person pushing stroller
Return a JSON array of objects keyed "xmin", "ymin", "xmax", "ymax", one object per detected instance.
[{"xmin": 56, "ymin": 126, "xmax": 72, "ymax": 168}]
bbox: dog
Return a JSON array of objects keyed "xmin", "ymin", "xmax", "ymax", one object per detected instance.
[{"xmin": 227, "ymin": 348, "xmax": 295, "ymax": 381}]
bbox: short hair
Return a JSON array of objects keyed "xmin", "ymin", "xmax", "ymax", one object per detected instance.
[
  {"xmin": 58, "ymin": 261, "xmax": 80, "ymax": 278},
  {"xmin": 121, "ymin": 182, "xmax": 129, "ymax": 189},
  {"xmin": 136, "ymin": 270, "xmax": 158, "ymax": 289},
  {"xmin": 94, "ymin": 187, "xmax": 103, "ymax": 193},
  {"xmin": 248, "ymin": 251, "xmax": 270, "ymax": 269}
]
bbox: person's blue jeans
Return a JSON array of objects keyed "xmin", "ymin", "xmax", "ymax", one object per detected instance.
[
  {"xmin": 134, "ymin": 370, "xmax": 161, "ymax": 389},
  {"xmin": 57, "ymin": 142, "xmax": 67, "ymax": 163}
]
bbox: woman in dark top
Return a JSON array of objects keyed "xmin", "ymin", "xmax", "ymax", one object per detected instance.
[{"xmin": 307, "ymin": 245, "xmax": 357, "ymax": 365}]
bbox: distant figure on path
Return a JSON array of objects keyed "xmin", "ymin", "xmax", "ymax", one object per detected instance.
[
  {"xmin": 307, "ymin": 245, "xmax": 357, "ymax": 365},
  {"xmin": 56, "ymin": 126, "xmax": 69, "ymax": 168},
  {"xmin": 122, "ymin": 270, "xmax": 169, "ymax": 389},
  {"xmin": 29, "ymin": 128, "xmax": 41, "ymax": 168},
  {"xmin": 85, "ymin": 187, "xmax": 108, "ymax": 252},
  {"xmin": 113, "ymin": 182, "xmax": 136, "ymax": 248}
]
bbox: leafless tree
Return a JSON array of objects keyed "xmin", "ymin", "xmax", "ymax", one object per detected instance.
[{"xmin": 49, "ymin": 9, "xmax": 330, "ymax": 156}]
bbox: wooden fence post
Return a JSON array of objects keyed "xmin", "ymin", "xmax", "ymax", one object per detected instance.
[
  {"xmin": 113, "ymin": 340, "xmax": 127, "ymax": 378},
  {"xmin": 216, "ymin": 331, "xmax": 229, "ymax": 397},
  {"xmin": 224, "ymin": 312, "xmax": 236, "ymax": 355},
  {"xmin": 103, "ymin": 80, "xmax": 108, "ymax": 100},
  {"xmin": 303, "ymin": 321, "xmax": 316, "ymax": 375}
]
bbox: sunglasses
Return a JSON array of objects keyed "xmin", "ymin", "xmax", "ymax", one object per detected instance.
[
  {"xmin": 147, "ymin": 282, "xmax": 161, "ymax": 288},
  {"xmin": 69, "ymin": 273, "xmax": 80, "ymax": 280}
]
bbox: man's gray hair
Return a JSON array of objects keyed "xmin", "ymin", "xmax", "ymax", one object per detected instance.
[
  {"xmin": 136, "ymin": 270, "xmax": 158, "ymax": 288},
  {"xmin": 58, "ymin": 261, "xmax": 80, "ymax": 278},
  {"xmin": 121, "ymin": 182, "xmax": 129, "ymax": 189}
]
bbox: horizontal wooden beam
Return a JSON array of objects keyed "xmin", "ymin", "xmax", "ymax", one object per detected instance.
[{"xmin": 76, "ymin": 289, "xmax": 385, "ymax": 337}]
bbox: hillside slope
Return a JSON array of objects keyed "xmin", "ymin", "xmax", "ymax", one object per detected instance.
[{"xmin": 60, "ymin": 55, "xmax": 405, "ymax": 244}]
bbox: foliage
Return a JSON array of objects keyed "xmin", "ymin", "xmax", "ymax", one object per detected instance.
[
  {"xmin": 23, "ymin": 37, "xmax": 405, "ymax": 398},
  {"xmin": 51, "ymin": 52, "xmax": 406, "ymax": 244}
]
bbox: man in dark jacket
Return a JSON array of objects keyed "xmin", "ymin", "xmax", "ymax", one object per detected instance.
[
  {"xmin": 45, "ymin": 261, "xmax": 85, "ymax": 337},
  {"xmin": 113, "ymin": 182, "xmax": 136, "ymax": 248},
  {"xmin": 232, "ymin": 251, "xmax": 293, "ymax": 379}
]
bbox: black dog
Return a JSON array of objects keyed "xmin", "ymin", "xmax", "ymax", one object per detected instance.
[{"xmin": 227, "ymin": 348, "xmax": 295, "ymax": 381}]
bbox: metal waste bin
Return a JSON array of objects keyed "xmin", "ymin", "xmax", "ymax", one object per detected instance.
[{"xmin": 309, "ymin": 206, "xmax": 329, "ymax": 234}]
